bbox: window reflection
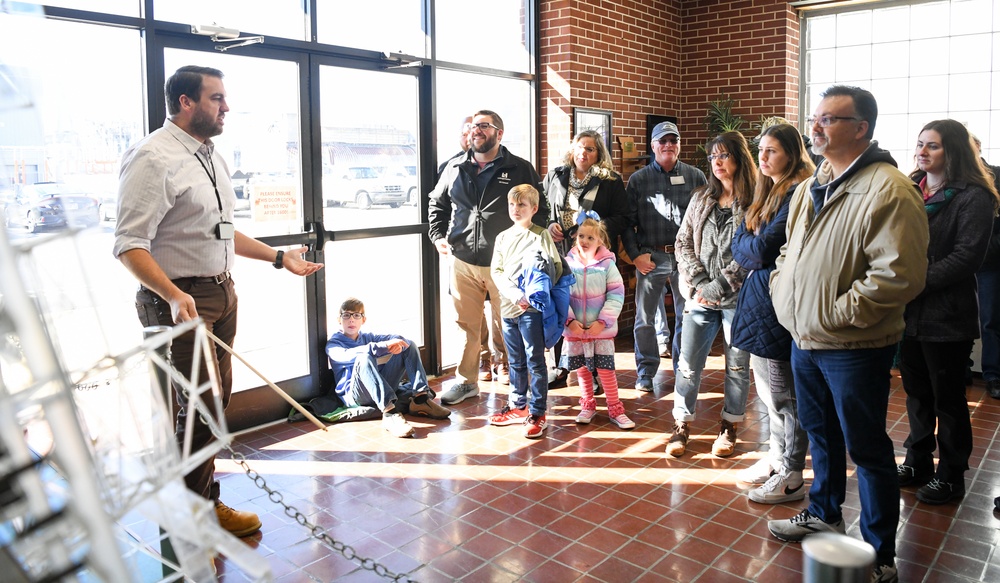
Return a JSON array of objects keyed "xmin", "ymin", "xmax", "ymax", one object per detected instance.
[{"xmin": 319, "ymin": 66, "xmax": 420, "ymax": 231}]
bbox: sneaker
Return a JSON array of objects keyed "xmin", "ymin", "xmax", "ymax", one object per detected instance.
[
  {"xmin": 712, "ymin": 420, "xmax": 738, "ymax": 458},
  {"xmin": 916, "ymin": 477, "xmax": 965, "ymax": 505},
  {"xmin": 737, "ymin": 458, "xmax": 776, "ymax": 485},
  {"xmin": 767, "ymin": 509, "xmax": 845, "ymax": 542},
  {"xmin": 490, "ymin": 405, "xmax": 529, "ymax": 426},
  {"xmin": 440, "ymin": 382, "xmax": 480, "ymax": 405},
  {"xmin": 547, "ymin": 367, "xmax": 568, "ymax": 389},
  {"xmin": 495, "ymin": 363, "xmax": 510, "ymax": 385},
  {"xmin": 749, "ymin": 470, "xmax": 806, "ymax": 504},
  {"xmin": 610, "ymin": 412, "xmax": 636, "ymax": 430},
  {"xmin": 658, "ymin": 342, "xmax": 671, "ymax": 359},
  {"xmin": 408, "ymin": 397, "xmax": 451, "ymax": 419},
  {"xmin": 897, "ymin": 463, "xmax": 933, "ymax": 487},
  {"xmin": 576, "ymin": 408, "xmax": 597, "ymax": 424},
  {"xmin": 524, "ymin": 414, "xmax": 547, "ymax": 438},
  {"xmin": 479, "ymin": 359, "xmax": 493, "ymax": 382},
  {"xmin": 665, "ymin": 421, "xmax": 689, "ymax": 457},
  {"xmin": 871, "ymin": 563, "xmax": 898, "ymax": 583},
  {"xmin": 382, "ymin": 412, "xmax": 415, "ymax": 438},
  {"xmin": 635, "ymin": 377, "xmax": 653, "ymax": 392},
  {"xmin": 988, "ymin": 378, "xmax": 1000, "ymax": 400},
  {"xmin": 214, "ymin": 501, "xmax": 262, "ymax": 537}
]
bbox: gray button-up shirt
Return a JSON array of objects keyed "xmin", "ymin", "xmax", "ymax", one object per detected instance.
[{"xmin": 114, "ymin": 119, "xmax": 236, "ymax": 279}]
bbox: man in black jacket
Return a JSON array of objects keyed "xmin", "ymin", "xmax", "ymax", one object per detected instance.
[{"xmin": 428, "ymin": 110, "xmax": 547, "ymax": 405}]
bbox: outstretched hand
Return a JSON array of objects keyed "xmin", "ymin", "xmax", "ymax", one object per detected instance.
[{"xmin": 283, "ymin": 246, "xmax": 324, "ymax": 276}]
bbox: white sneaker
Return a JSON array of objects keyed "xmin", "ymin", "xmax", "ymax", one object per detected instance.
[
  {"xmin": 749, "ymin": 470, "xmax": 806, "ymax": 504},
  {"xmin": 737, "ymin": 458, "xmax": 776, "ymax": 485},
  {"xmin": 382, "ymin": 412, "xmax": 415, "ymax": 438},
  {"xmin": 575, "ymin": 408, "xmax": 597, "ymax": 424},
  {"xmin": 768, "ymin": 509, "xmax": 844, "ymax": 542}
]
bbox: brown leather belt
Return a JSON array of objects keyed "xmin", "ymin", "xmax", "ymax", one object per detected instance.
[{"xmin": 662, "ymin": 245, "xmax": 675, "ymax": 253}]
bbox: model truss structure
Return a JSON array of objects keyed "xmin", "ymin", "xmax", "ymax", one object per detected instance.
[{"xmin": 0, "ymin": 224, "xmax": 271, "ymax": 582}]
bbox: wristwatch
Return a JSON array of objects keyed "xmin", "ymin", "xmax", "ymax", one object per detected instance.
[{"xmin": 273, "ymin": 250, "xmax": 284, "ymax": 269}]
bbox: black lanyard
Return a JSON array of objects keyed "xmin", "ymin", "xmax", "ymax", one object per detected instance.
[{"xmin": 194, "ymin": 149, "xmax": 225, "ymax": 214}]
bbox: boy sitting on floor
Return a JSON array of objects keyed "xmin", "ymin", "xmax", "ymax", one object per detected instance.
[{"xmin": 325, "ymin": 297, "xmax": 450, "ymax": 437}]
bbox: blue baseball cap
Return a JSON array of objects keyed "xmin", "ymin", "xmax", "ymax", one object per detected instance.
[{"xmin": 652, "ymin": 121, "xmax": 680, "ymax": 141}]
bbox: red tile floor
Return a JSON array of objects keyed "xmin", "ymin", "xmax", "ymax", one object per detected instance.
[{"xmin": 208, "ymin": 343, "xmax": 1000, "ymax": 582}]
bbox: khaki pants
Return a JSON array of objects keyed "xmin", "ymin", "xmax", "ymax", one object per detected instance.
[{"xmin": 451, "ymin": 257, "xmax": 506, "ymax": 384}]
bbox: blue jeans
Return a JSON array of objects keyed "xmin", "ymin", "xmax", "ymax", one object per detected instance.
[
  {"xmin": 672, "ymin": 303, "xmax": 750, "ymax": 422},
  {"xmin": 978, "ymin": 270, "xmax": 1000, "ymax": 381},
  {"xmin": 791, "ymin": 343, "xmax": 898, "ymax": 565},
  {"xmin": 502, "ymin": 310, "xmax": 548, "ymax": 416},
  {"xmin": 343, "ymin": 343, "xmax": 428, "ymax": 411},
  {"xmin": 634, "ymin": 251, "xmax": 685, "ymax": 379}
]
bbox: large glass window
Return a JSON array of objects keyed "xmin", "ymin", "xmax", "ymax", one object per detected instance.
[
  {"xmin": 319, "ymin": 67, "xmax": 421, "ymax": 231},
  {"xmin": 803, "ymin": 0, "xmax": 1000, "ymax": 164},
  {"xmin": 436, "ymin": 0, "xmax": 532, "ymax": 73},
  {"xmin": 316, "ymin": 0, "xmax": 425, "ymax": 56},
  {"xmin": 154, "ymin": 0, "xmax": 309, "ymax": 41}
]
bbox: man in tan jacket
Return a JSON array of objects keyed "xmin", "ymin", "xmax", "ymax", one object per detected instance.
[{"xmin": 766, "ymin": 85, "xmax": 928, "ymax": 583}]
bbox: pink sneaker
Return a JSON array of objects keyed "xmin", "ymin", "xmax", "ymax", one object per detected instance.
[
  {"xmin": 610, "ymin": 412, "xmax": 636, "ymax": 429},
  {"xmin": 575, "ymin": 408, "xmax": 597, "ymax": 424}
]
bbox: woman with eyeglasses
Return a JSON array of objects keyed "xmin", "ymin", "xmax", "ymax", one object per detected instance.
[
  {"xmin": 897, "ymin": 119, "xmax": 1000, "ymax": 505},
  {"xmin": 730, "ymin": 123, "xmax": 815, "ymax": 503},
  {"xmin": 666, "ymin": 131, "xmax": 754, "ymax": 458},
  {"xmin": 543, "ymin": 130, "xmax": 628, "ymax": 387}
]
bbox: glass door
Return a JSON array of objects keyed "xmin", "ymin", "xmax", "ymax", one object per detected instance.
[{"xmin": 159, "ymin": 45, "xmax": 322, "ymax": 428}]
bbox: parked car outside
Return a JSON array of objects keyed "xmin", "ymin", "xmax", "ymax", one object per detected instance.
[
  {"xmin": 322, "ymin": 166, "xmax": 406, "ymax": 209},
  {"xmin": 4, "ymin": 182, "xmax": 101, "ymax": 233}
]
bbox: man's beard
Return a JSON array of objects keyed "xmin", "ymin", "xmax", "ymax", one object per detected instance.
[
  {"xmin": 191, "ymin": 108, "xmax": 223, "ymax": 138},
  {"xmin": 471, "ymin": 134, "xmax": 497, "ymax": 154}
]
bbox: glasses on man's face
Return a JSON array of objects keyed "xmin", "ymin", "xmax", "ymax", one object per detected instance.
[
  {"xmin": 470, "ymin": 122, "xmax": 500, "ymax": 132},
  {"xmin": 807, "ymin": 115, "xmax": 860, "ymax": 128},
  {"xmin": 706, "ymin": 153, "xmax": 732, "ymax": 163},
  {"xmin": 657, "ymin": 136, "xmax": 679, "ymax": 145},
  {"xmin": 340, "ymin": 311, "xmax": 365, "ymax": 321}
]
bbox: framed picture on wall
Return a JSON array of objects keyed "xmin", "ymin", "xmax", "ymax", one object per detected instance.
[{"xmin": 573, "ymin": 108, "xmax": 613, "ymax": 154}]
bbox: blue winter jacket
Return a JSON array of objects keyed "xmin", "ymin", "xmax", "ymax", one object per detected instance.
[
  {"xmin": 519, "ymin": 255, "xmax": 575, "ymax": 348},
  {"xmin": 730, "ymin": 190, "xmax": 794, "ymax": 360}
]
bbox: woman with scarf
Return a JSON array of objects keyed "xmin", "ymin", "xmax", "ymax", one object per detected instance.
[
  {"xmin": 897, "ymin": 119, "xmax": 1000, "ymax": 505},
  {"xmin": 544, "ymin": 130, "xmax": 628, "ymax": 387}
]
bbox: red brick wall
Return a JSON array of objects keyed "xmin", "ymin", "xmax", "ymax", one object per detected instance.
[{"xmin": 539, "ymin": 0, "xmax": 801, "ymax": 330}]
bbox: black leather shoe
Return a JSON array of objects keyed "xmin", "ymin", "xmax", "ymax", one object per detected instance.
[
  {"xmin": 547, "ymin": 367, "xmax": 568, "ymax": 389},
  {"xmin": 916, "ymin": 478, "xmax": 965, "ymax": 505},
  {"xmin": 988, "ymin": 379, "xmax": 1000, "ymax": 400},
  {"xmin": 897, "ymin": 464, "xmax": 933, "ymax": 487}
]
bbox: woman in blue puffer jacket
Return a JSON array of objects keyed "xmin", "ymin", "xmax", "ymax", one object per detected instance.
[{"xmin": 732, "ymin": 123, "xmax": 815, "ymax": 504}]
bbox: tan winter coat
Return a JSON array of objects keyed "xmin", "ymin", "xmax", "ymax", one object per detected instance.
[{"xmin": 770, "ymin": 158, "xmax": 929, "ymax": 350}]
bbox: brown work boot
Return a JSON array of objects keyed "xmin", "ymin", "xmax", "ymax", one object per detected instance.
[
  {"xmin": 495, "ymin": 362, "xmax": 510, "ymax": 385},
  {"xmin": 712, "ymin": 420, "xmax": 738, "ymax": 458},
  {"xmin": 479, "ymin": 359, "xmax": 493, "ymax": 382},
  {"xmin": 665, "ymin": 421, "xmax": 689, "ymax": 457},
  {"xmin": 215, "ymin": 500, "xmax": 262, "ymax": 537}
]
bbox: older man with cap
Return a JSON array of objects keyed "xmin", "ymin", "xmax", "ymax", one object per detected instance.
[{"xmin": 623, "ymin": 121, "xmax": 708, "ymax": 392}]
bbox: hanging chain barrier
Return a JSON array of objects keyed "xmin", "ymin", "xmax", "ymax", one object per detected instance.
[{"xmin": 223, "ymin": 444, "xmax": 416, "ymax": 582}]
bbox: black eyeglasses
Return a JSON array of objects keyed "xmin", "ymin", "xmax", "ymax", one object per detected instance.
[
  {"xmin": 807, "ymin": 115, "xmax": 861, "ymax": 127},
  {"xmin": 470, "ymin": 122, "xmax": 500, "ymax": 132},
  {"xmin": 657, "ymin": 136, "xmax": 679, "ymax": 145},
  {"xmin": 340, "ymin": 311, "xmax": 365, "ymax": 320},
  {"xmin": 706, "ymin": 153, "xmax": 732, "ymax": 162}
]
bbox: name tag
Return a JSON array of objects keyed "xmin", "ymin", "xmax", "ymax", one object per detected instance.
[{"xmin": 670, "ymin": 176, "xmax": 686, "ymax": 185}]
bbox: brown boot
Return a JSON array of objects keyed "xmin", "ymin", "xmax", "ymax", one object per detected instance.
[
  {"xmin": 495, "ymin": 362, "xmax": 510, "ymax": 385},
  {"xmin": 712, "ymin": 420, "xmax": 737, "ymax": 458},
  {"xmin": 478, "ymin": 359, "xmax": 493, "ymax": 382},
  {"xmin": 215, "ymin": 500, "xmax": 262, "ymax": 537},
  {"xmin": 665, "ymin": 421, "xmax": 689, "ymax": 457}
]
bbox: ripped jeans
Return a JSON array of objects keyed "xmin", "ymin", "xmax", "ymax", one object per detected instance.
[{"xmin": 672, "ymin": 303, "xmax": 750, "ymax": 423}]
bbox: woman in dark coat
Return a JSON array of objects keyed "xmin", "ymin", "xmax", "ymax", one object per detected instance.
[
  {"xmin": 898, "ymin": 119, "xmax": 1000, "ymax": 505},
  {"xmin": 731, "ymin": 123, "xmax": 815, "ymax": 503},
  {"xmin": 543, "ymin": 130, "xmax": 628, "ymax": 385}
]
